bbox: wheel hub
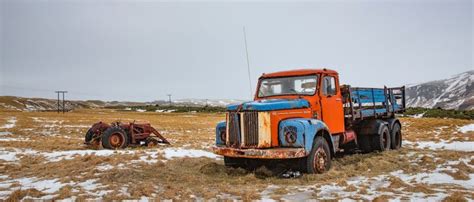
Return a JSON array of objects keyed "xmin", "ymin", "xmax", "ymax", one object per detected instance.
[
  {"xmin": 383, "ymin": 132, "xmax": 389, "ymax": 148},
  {"xmin": 109, "ymin": 133, "xmax": 123, "ymax": 147},
  {"xmin": 313, "ymin": 148, "xmax": 327, "ymax": 172}
]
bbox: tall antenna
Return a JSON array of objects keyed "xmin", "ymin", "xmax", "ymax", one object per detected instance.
[{"xmin": 243, "ymin": 26, "xmax": 253, "ymax": 99}]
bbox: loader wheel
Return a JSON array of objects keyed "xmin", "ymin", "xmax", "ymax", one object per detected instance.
[
  {"xmin": 85, "ymin": 129, "xmax": 94, "ymax": 143},
  {"xmin": 306, "ymin": 136, "xmax": 331, "ymax": 174},
  {"xmin": 390, "ymin": 123, "xmax": 402, "ymax": 150},
  {"xmin": 372, "ymin": 125, "xmax": 391, "ymax": 152},
  {"xmin": 102, "ymin": 127, "xmax": 129, "ymax": 149}
]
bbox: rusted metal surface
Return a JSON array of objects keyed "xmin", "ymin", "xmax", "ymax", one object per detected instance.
[
  {"xmin": 227, "ymin": 112, "xmax": 240, "ymax": 148},
  {"xmin": 257, "ymin": 112, "xmax": 271, "ymax": 148},
  {"xmin": 243, "ymin": 111, "xmax": 258, "ymax": 147},
  {"xmin": 213, "ymin": 146, "xmax": 307, "ymax": 159},
  {"xmin": 84, "ymin": 121, "xmax": 170, "ymax": 149}
]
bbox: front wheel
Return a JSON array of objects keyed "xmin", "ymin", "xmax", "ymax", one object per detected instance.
[{"xmin": 306, "ymin": 136, "xmax": 331, "ymax": 174}]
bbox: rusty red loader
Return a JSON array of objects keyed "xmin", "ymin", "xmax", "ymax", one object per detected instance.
[{"xmin": 84, "ymin": 121, "xmax": 170, "ymax": 149}]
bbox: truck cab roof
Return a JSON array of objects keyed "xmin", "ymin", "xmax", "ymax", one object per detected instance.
[{"xmin": 260, "ymin": 68, "xmax": 338, "ymax": 79}]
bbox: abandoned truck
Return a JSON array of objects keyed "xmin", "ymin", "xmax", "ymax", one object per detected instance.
[{"xmin": 213, "ymin": 69, "xmax": 405, "ymax": 173}]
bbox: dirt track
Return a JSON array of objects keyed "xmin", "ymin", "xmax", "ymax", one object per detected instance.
[{"xmin": 0, "ymin": 109, "xmax": 473, "ymax": 201}]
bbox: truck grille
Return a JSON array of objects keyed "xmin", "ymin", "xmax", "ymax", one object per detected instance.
[
  {"xmin": 227, "ymin": 112, "xmax": 241, "ymax": 147},
  {"xmin": 243, "ymin": 111, "xmax": 259, "ymax": 147}
]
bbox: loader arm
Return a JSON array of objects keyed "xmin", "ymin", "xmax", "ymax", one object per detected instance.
[{"xmin": 150, "ymin": 127, "xmax": 171, "ymax": 144}]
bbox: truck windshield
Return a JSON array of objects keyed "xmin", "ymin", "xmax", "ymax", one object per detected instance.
[{"xmin": 257, "ymin": 75, "xmax": 318, "ymax": 97}]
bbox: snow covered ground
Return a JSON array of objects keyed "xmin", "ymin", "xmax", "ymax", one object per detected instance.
[
  {"xmin": 0, "ymin": 147, "xmax": 219, "ymax": 163},
  {"xmin": 0, "ymin": 110, "xmax": 472, "ymax": 200},
  {"xmin": 405, "ymin": 140, "xmax": 474, "ymax": 152},
  {"xmin": 0, "ymin": 117, "xmax": 16, "ymax": 129}
]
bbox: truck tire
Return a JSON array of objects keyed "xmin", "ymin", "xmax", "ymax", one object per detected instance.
[
  {"xmin": 357, "ymin": 135, "xmax": 373, "ymax": 153},
  {"xmin": 390, "ymin": 123, "xmax": 402, "ymax": 149},
  {"xmin": 306, "ymin": 136, "xmax": 331, "ymax": 174},
  {"xmin": 101, "ymin": 127, "xmax": 129, "ymax": 149},
  {"xmin": 371, "ymin": 125, "xmax": 391, "ymax": 152}
]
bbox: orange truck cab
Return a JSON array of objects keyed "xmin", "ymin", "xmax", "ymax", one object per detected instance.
[{"xmin": 213, "ymin": 68, "xmax": 406, "ymax": 173}]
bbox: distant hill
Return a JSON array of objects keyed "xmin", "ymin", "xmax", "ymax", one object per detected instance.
[
  {"xmin": 406, "ymin": 70, "xmax": 473, "ymax": 110},
  {"xmin": 0, "ymin": 96, "xmax": 242, "ymax": 111}
]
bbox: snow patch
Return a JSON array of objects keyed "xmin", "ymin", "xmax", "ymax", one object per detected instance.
[
  {"xmin": 0, "ymin": 137, "xmax": 30, "ymax": 142},
  {"xmin": 405, "ymin": 140, "xmax": 474, "ymax": 152},
  {"xmin": 391, "ymin": 169, "xmax": 474, "ymax": 189},
  {"xmin": 0, "ymin": 117, "xmax": 17, "ymax": 129},
  {"xmin": 412, "ymin": 113, "xmax": 424, "ymax": 118},
  {"xmin": 0, "ymin": 132, "xmax": 12, "ymax": 136},
  {"xmin": 162, "ymin": 148, "xmax": 219, "ymax": 159},
  {"xmin": 458, "ymin": 123, "xmax": 474, "ymax": 133},
  {"xmin": 0, "ymin": 177, "xmax": 64, "ymax": 197},
  {"xmin": 44, "ymin": 150, "xmax": 129, "ymax": 162}
]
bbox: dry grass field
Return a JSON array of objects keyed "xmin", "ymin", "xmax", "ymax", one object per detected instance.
[{"xmin": 0, "ymin": 109, "xmax": 473, "ymax": 201}]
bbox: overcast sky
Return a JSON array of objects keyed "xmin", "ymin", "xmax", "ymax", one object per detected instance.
[{"xmin": 0, "ymin": 0, "xmax": 472, "ymax": 101}]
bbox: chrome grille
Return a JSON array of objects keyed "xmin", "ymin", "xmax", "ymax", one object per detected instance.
[
  {"xmin": 227, "ymin": 112, "xmax": 240, "ymax": 147},
  {"xmin": 243, "ymin": 111, "xmax": 259, "ymax": 147}
]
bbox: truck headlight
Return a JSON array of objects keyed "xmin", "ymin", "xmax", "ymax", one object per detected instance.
[
  {"xmin": 215, "ymin": 121, "xmax": 226, "ymax": 145},
  {"xmin": 219, "ymin": 129, "xmax": 226, "ymax": 143},
  {"xmin": 284, "ymin": 126, "xmax": 297, "ymax": 144}
]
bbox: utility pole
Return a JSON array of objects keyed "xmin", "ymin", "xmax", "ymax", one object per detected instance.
[
  {"xmin": 55, "ymin": 91, "xmax": 68, "ymax": 113},
  {"xmin": 167, "ymin": 94, "xmax": 172, "ymax": 106}
]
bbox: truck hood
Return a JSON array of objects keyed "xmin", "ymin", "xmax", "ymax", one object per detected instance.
[{"xmin": 226, "ymin": 99, "xmax": 310, "ymax": 111}]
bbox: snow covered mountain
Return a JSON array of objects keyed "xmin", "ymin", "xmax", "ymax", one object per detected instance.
[
  {"xmin": 172, "ymin": 99, "xmax": 243, "ymax": 107},
  {"xmin": 406, "ymin": 70, "xmax": 474, "ymax": 110}
]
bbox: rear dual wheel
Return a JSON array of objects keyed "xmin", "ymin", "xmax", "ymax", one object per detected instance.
[
  {"xmin": 390, "ymin": 123, "xmax": 402, "ymax": 149},
  {"xmin": 358, "ymin": 123, "xmax": 391, "ymax": 153},
  {"xmin": 372, "ymin": 125, "xmax": 391, "ymax": 151},
  {"xmin": 101, "ymin": 127, "xmax": 129, "ymax": 149}
]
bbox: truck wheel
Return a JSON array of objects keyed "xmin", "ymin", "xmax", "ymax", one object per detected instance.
[
  {"xmin": 357, "ymin": 135, "xmax": 373, "ymax": 153},
  {"xmin": 224, "ymin": 156, "xmax": 246, "ymax": 168},
  {"xmin": 101, "ymin": 127, "xmax": 129, "ymax": 149},
  {"xmin": 390, "ymin": 123, "xmax": 402, "ymax": 149},
  {"xmin": 372, "ymin": 125, "xmax": 391, "ymax": 151},
  {"xmin": 306, "ymin": 136, "xmax": 331, "ymax": 174}
]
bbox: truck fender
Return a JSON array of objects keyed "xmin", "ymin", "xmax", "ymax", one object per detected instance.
[
  {"xmin": 278, "ymin": 118, "xmax": 335, "ymax": 156},
  {"xmin": 215, "ymin": 121, "xmax": 226, "ymax": 145},
  {"xmin": 386, "ymin": 118, "xmax": 401, "ymax": 131}
]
